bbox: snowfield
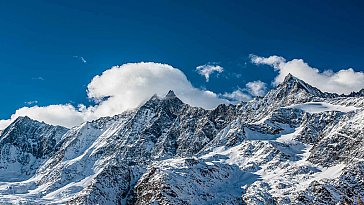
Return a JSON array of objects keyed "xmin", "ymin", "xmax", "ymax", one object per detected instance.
[{"xmin": 285, "ymin": 101, "xmax": 358, "ymax": 113}]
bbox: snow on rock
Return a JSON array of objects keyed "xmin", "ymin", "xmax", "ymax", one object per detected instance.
[
  {"xmin": 0, "ymin": 75, "xmax": 363, "ymax": 204},
  {"xmin": 127, "ymin": 158, "xmax": 254, "ymax": 205},
  {"xmin": 0, "ymin": 116, "xmax": 68, "ymax": 181},
  {"xmin": 285, "ymin": 102, "xmax": 357, "ymax": 113}
]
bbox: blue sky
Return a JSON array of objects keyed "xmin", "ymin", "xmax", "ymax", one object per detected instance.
[{"xmin": 1, "ymin": 0, "xmax": 364, "ymax": 125}]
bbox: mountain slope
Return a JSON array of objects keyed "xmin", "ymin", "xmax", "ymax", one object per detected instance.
[
  {"xmin": 0, "ymin": 116, "xmax": 68, "ymax": 181},
  {"xmin": 0, "ymin": 74, "xmax": 363, "ymax": 205}
]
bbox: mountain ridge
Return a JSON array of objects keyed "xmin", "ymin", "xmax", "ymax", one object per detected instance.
[{"xmin": 0, "ymin": 74, "xmax": 363, "ymax": 205}]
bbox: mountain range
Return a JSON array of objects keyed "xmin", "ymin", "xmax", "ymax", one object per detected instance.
[{"xmin": 0, "ymin": 74, "xmax": 363, "ymax": 205}]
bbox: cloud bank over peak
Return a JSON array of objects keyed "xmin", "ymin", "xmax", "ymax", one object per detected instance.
[
  {"xmin": 87, "ymin": 62, "xmax": 227, "ymax": 117},
  {"xmin": 0, "ymin": 62, "xmax": 227, "ymax": 129},
  {"xmin": 250, "ymin": 54, "xmax": 364, "ymax": 94}
]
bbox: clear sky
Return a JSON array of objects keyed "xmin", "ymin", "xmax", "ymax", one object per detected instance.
[{"xmin": 1, "ymin": 0, "xmax": 364, "ymax": 124}]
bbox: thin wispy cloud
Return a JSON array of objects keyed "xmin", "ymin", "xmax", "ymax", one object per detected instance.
[
  {"xmin": 32, "ymin": 77, "xmax": 45, "ymax": 81},
  {"xmin": 73, "ymin": 56, "xmax": 87, "ymax": 64},
  {"xmin": 24, "ymin": 100, "xmax": 38, "ymax": 105},
  {"xmin": 196, "ymin": 63, "xmax": 224, "ymax": 82}
]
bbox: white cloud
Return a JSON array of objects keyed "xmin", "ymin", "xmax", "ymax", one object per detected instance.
[
  {"xmin": 73, "ymin": 56, "xmax": 87, "ymax": 64},
  {"xmin": 246, "ymin": 80, "xmax": 267, "ymax": 97},
  {"xmin": 32, "ymin": 76, "xmax": 45, "ymax": 81},
  {"xmin": 0, "ymin": 120, "xmax": 11, "ymax": 130},
  {"xmin": 3, "ymin": 105, "xmax": 88, "ymax": 128},
  {"xmin": 222, "ymin": 89, "xmax": 251, "ymax": 102},
  {"xmin": 250, "ymin": 55, "xmax": 364, "ymax": 94},
  {"xmin": 196, "ymin": 64, "xmax": 224, "ymax": 82},
  {"xmin": 24, "ymin": 100, "xmax": 38, "ymax": 105},
  {"xmin": 250, "ymin": 54, "xmax": 285, "ymax": 69},
  {"xmin": 0, "ymin": 62, "xmax": 227, "ymax": 130},
  {"xmin": 222, "ymin": 80, "xmax": 267, "ymax": 102},
  {"xmin": 80, "ymin": 57, "xmax": 87, "ymax": 63},
  {"xmin": 87, "ymin": 62, "xmax": 227, "ymax": 117}
]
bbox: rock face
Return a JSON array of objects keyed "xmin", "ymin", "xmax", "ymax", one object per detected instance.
[
  {"xmin": 0, "ymin": 116, "xmax": 68, "ymax": 180},
  {"xmin": 0, "ymin": 74, "xmax": 363, "ymax": 205}
]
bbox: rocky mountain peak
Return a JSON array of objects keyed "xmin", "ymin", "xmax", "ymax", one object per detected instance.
[
  {"xmin": 143, "ymin": 90, "xmax": 184, "ymax": 111},
  {"xmin": 165, "ymin": 90, "xmax": 177, "ymax": 99},
  {"xmin": 3, "ymin": 116, "xmax": 67, "ymax": 136},
  {"xmin": 244, "ymin": 74, "xmax": 331, "ymax": 120},
  {"xmin": 280, "ymin": 73, "xmax": 319, "ymax": 94},
  {"xmin": 0, "ymin": 116, "xmax": 68, "ymax": 179},
  {"xmin": 282, "ymin": 73, "xmax": 296, "ymax": 82},
  {"xmin": 162, "ymin": 90, "xmax": 184, "ymax": 108},
  {"xmin": 347, "ymin": 88, "xmax": 364, "ymax": 97},
  {"xmin": 278, "ymin": 74, "xmax": 338, "ymax": 98},
  {"xmin": 3, "ymin": 116, "xmax": 45, "ymax": 135},
  {"xmin": 11, "ymin": 115, "xmax": 33, "ymax": 125}
]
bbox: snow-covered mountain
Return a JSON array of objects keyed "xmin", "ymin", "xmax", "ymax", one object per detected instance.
[
  {"xmin": 0, "ymin": 74, "xmax": 363, "ymax": 205},
  {"xmin": 0, "ymin": 116, "xmax": 68, "ymax": 181}
]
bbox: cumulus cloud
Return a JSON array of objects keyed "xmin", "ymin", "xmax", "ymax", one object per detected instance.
[
  {"xmin": 250, "ymin": 55, "xmax": 285, "ymax": 69},
  {"xmin": 246, "ymin": 81, "xmax": 267, "ymax": 97},
  {"xmin": 0, "ymin": 120, "xmax": 11, "ymax": 130},
  {"xmin": 250, "ymin": 54, "xmax": 364, "ymax": 94},
  {"xmin": 222, "ymin": 80, "xmax": 267, "ymax": 102},
  {"xmin": 87, "ymin": 62, "xmax": 227, "ymax": 117},
  {"xmin": 0, "ymin": 62, "xmax": 227, "ymax": 130},
  {"xmin": 222, "ymin": 89, "xmax": 251, "ymax": 102},
  {"xmin": 3, "ymin": 104, "xmax": 88, "ymax": 128},
  {"xmin": 196, "ymin": 64, "xmax": 224, "ymax": 82}
]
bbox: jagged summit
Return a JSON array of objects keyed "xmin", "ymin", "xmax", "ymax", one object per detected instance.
[
  {"xmin": 3, "ymin": 116, "xmax": 49, "ymax": 134},
  {"xmin": 281, "ymin": 73, "xmax": 321, "ymax": 94},
  {"xmin": 274, "ymin": 73, "xmax": 338, "ymax": 99},
  {"xmin": 283, "ymin": 73, "xmax": 296, "ymax": 82},
  {"xmin": 149, "ymin": 94, "xmax": 160, "ymax": 101},
  {"xmin": 145, "ymin": 90, "xmax": 183, "ymax": 107},
  {"xmin": 0, "ymin": 115, "xmax": 68, "ymax": 180},
  {"xmin": 348, "ymin": 88, "xmax": 364, "ymax": 97},
  {"xmin": 3, "ymin": 116, "xmax": 67, "ymax": 135},
  {"xmin": 165, "ymin": 90, "xmax": 177, "ymax": 99},
  {"xmin": 146, "ymin": 90, "xmax": 179, "ymax": 102},
  {"xmin": 12, "ymin": 115, "xmax": 33, "ymax": 124},
  {"xmin": 243, "ymin": 74, "xmax": 338, "ymax": 120},
  {"xmin": 261, "ymin": 73, "xmax": 323, "ymax": 105},
  {"xmin": 162, "ymin": 90, "xmax": 184, "ymax": 107}
]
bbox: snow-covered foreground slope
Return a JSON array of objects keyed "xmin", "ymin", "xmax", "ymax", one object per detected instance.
[{"xmin": 0, "ymin": 75, "xmax": 363, "ymax": 205}]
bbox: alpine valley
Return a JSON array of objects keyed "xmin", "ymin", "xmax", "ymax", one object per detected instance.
[{"xmin": 0, "ymin": 74, "xmax": 363, "ymax": 205}]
